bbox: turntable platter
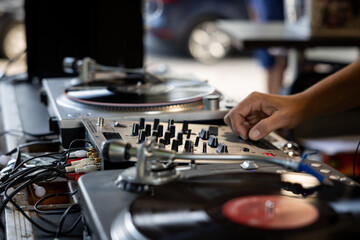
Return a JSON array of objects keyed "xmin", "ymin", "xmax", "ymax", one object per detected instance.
[{"xmin": 64, "ymin": 77, "xmax": 216, "ymax": 107}]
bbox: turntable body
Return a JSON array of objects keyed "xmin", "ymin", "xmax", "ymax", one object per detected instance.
[
  {"xmin": 78, "ymin": 163, "xmax": 360, "ymax": 240},
  {"xmin": 42, "ymin": 77, "xmax": 237, "ymax": 147}
]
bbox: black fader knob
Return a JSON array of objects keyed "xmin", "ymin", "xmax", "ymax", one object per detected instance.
[
  {"xmin": 131, "ymin": 123, "xmax": 139, "ymax": 136},
  {"xmin": 138, "ymin": 130, "xmax": 146, "ymax": 143},
  {"xmin": 208, "ymin": 135, "xmax": 218, "ymax": 148},
  {"xmin": 164, "ymin": 131, "xmax": 171, "ymax": 145},
  {"xmin": 170, "ymin": 125, "xmax": 176, "ymax": 138},
  {"xmin": 153, "ymin": 118, "xmax": 160, "ymax": 130},
  {"xmin": 216, "ymin": 143, "xmax": 228, "ymax": 153},
  {"xmin": 139, "ymin": 118, "xmax": 145, "ymax": 129},
  {"xmin": 194, "ymin": 136, "xmax": 200, "ymax": 147},
  {"xmin": 184, "ymin": 140, "xmax": 194, "ymax": 153},
  {"xmin": 199, "ymin": 128, "xmax": 209, "ymax": 140},
  {"xmin": 177, "ymin": 132, "xmax": 183, "ymax": 146},
  {"xmin": 152, "ymin": 130, "xmax": 159, "ymax": 141},
  {"xmin": 171, "ymin": 139, "xmax": 179, "ymax": 152},
  {"xmin": 181, "ymin": 120, "xmax": 189, "ymax": 133},
  {"xmin": 202, "ymin": 142, "xmax": 207, "ymax": 153},
  {"xmin": 167, "ymin": 119, "xmax": 174, "ymax": 130},
  {"xmin": 157, "ymin": 125, "xmax": 164, "ymax": 138},
  {"xmin": 145, "ymin": 124, "xmax": 152, "ymax": 137},
  {"xmin": 186, "ymin": 129, "xmax": 192, "ymax": 139}
]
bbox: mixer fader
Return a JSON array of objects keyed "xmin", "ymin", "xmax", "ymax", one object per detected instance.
[{"xmin": 82, "ymin": 117, "xmax": 299, "ymax": 168}]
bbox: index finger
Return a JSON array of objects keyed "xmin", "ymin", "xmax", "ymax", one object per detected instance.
[{"xmin": 224, "ymin": 97, "xmax": 256, "ymax": 139}]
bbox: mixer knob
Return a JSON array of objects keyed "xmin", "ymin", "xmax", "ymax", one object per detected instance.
[
  {"xmin": 137, "ymin": 130, "xmax": 145, "ymax": 143},
  {"xmin": 131, "ymin": 123, "xmax": 139, "ymax": 136},
  {"xmin": 170, "ymin": 125, "xmax": 176, "ymax": 138},
  {"xmin": 208, "ymin": 135, "xmax": 218, "ymax": 148},
  {"xmin": 145, "ymin": 124, "xmax": 152, "ymax": 137},
  {"xmin": 181, "ymin": 120, "xmax": 189, "ymax": 133},
  {"xmin": 202, "ymin": 142, "xmax": 207, "ymax": 153},
  {"xmin": 194, "ymin": 136, "xmax": 200, "ymax": 147},
  {"xmin": 139, "ymin": 118, "xmax": 145, "ymax": 129},
  {"xmin": 157, "ymin": 125, "xmax": 164, "ymax": 137},
  {"xmin": 184, "ymin": 140, "xmax": 194, "ymax": 153},
  {"xmin": 171, "ymin": 139, "xmax": 179, "ymax": 152},
  {"xmin": 164, "ymin": 131, "xmax": 171, "ymax": 145},
  {"xmin": 186, "ymin": 129, "xmax": 192, "ymax": 139},
  {"xmin": 153, "ymin": 118, "xmax": 160, "ymax": 130},
  {"xmin": 216, "ymin": 143, "xmax": 228, "ymax": 153},
  {"xmin": 152, "ymin": 130, "xmax": 159, "ymax": 141},
  {"xmin": 177, "ymin": 132, "xmax": 183, "ymax": 146},
  {"xmin": 167, "ymin": 119, "xmax": 174, "ymax": 130},
  {"xmin": 199, "ymin": 128, "xmax": 209, "ymax": 140},
  {"xmin": 159, "ymin": 138, "xmax": 167, "ymax": 145}
]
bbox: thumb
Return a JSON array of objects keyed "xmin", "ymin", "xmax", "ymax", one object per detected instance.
[{"xmin": 249, "ymin": 112, "xmax": 284, "ymax": 140}]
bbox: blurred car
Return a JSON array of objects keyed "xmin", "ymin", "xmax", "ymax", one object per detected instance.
[
  {"xmin": 145, "ymin": 0, "xmax": 249, "ymax": 62},
  {"xmin": 0, "ymin": 0, "xmax": 26, "ymax": 59}
]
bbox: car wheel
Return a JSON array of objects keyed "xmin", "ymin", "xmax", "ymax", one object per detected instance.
[
  {"xmin": 187, "ymin": 20, "xmax": 232, "ymax": 63},
  {"xmin": 1, "ymin": 21, "xmax": 26, "ymax": 60}
]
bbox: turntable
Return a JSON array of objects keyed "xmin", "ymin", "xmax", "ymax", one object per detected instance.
[
  {"xmin": 42, "ymin": 58, "xmax": 237, "ymax": 147},
  {"xmin": 78, "ymin": 137, "xmax": 360, "ymax": 240}
]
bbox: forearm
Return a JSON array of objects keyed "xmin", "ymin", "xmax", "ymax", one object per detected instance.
[{"xmin": 298, "ymin": 58, "xmax": 360, "ymax": 121}]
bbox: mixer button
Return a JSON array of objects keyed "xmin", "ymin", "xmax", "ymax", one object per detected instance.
[
  {"xmin": 208, "ymin": 126, "xmax": 218, "ymax": 136},
  {"xmin": 242, "ymin": 147, "xmax": 250, "ymax": 152}
]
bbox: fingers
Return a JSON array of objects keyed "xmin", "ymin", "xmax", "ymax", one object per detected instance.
[
  {"xmin": 224, "ymin": 92, "xmax": 267, "ymax": 139},
  {"xmin": 248, "ymin": 111, "xmax": 286, "ymax": 140},
  {"xmin": 224, "ymin": 109, "xmax": 249, "ymax": 139}
]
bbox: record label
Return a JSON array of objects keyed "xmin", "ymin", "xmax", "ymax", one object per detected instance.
[{"xmin": 222, "ymin": 195, "xmax": 319, "ymax": 229}]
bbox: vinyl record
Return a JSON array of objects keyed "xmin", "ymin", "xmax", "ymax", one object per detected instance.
[
  {"xmin": 64, "ymin": 76, "xmax": 216, "ymax": 107},
  {"xmin": 113, "ymin": 172, "xmax": 360, "ymax": 240}
]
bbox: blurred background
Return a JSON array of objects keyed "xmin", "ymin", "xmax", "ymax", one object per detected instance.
[{"xmin": 0, "ymin": 0, "xmax": 268, "ymax": 103}]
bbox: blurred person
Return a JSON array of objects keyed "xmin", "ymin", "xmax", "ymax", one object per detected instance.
[
  {"xmin": 224, "ymin": 59, "xmax": 360, "ymax": 140},
  {"xmin": 246, "ymin": 0, "xmax": 287, "ymax": 94}
]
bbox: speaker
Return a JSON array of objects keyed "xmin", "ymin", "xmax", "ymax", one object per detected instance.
[{"xmin": 25, "ymin": 0, "xmax": 144, "ymax": 80}]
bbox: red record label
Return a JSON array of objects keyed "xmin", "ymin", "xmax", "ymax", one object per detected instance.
[{"xmin": 222, "ymin": 195, "xmax": 319, "ymax": 229}]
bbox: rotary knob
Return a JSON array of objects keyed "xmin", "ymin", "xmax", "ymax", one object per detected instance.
[
  {"xmin": 216, "ymin": 143, "xmax": 228, "ymax": 153},
  {"xmin": 208, "ymin": 135, "xmax": 218, "ymax": 148},
  {"xmin": 199, "ymin": 128, "xmax": 209, "ymax": 140}
]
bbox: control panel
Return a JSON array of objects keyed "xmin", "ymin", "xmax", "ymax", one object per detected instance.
[{"xmin": 82, "ymin": 117, "xmax": 299, "ymax": 169}]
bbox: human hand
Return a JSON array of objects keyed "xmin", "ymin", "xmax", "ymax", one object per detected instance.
[{"xmin": 224, "ymin": 92, "xmax": 306, "ymax": 140}]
